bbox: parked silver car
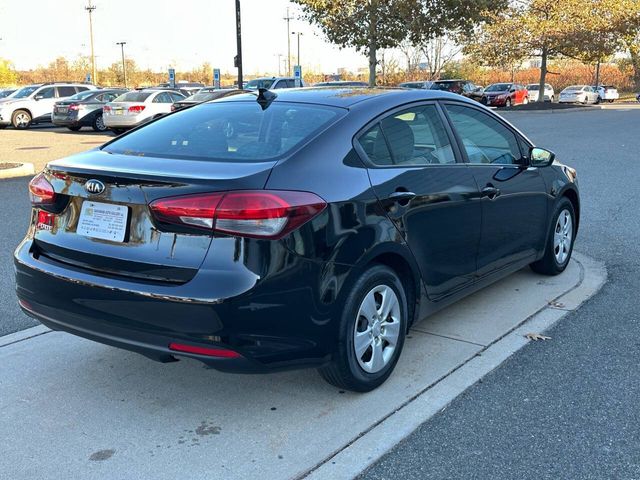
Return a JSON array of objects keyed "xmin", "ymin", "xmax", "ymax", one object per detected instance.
[{"xmin": 103, "ymin": 89, "xmax": 186, "ymax": 134}]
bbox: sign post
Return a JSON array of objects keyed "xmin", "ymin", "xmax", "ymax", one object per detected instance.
[
  {"xmin": 213, "ymin": 69, "xmax": 221, "ymax": 89},
  {"xmin": 168, "ymin": 68, "xmax": 176, "ymax": 89},
  {"xmin": 294, "ymin": 65, "xmax": 302, "ymax": 88}
]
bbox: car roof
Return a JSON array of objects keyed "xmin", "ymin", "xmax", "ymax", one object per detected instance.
[{"xmin": 213, "ymin": 86, "xmax": 472, "ymax": 109}]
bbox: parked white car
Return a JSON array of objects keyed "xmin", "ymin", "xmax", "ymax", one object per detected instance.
[
  {"xmin": 526, "ymin": 83, "xmax": 555, "ymax": 102},
  {"xmin": 245, "ymin": 77, "xmax": 306, "ymax": 90},
  {"xmin": 103, "ymin": 89, "xmax": 186, "ymax": 134},
  {"xmin": 0, "ymin": 82, "xmax": 97, "ymax": 129},
  {"xmin": 558, "ymin": 85, "xmax": 599, "ymax": 104},
  {"xmin": 593, "ymin": 85, "xmax": 619, "ymax": 103}
]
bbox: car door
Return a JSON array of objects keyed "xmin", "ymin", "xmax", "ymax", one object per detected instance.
[
  {"xmin": 32, "ymin": 86, "xmax": 57, "ymax": 119},
  {"xmin": 356, "ymin": 103, "xmax": 482, "ymax": 299},
  {"xmin": 442, "ymin": 101, "xmax": 548, "ymax": 277}
]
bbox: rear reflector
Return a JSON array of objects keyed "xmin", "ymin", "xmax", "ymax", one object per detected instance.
[
  {"xmin": 28, "ymin": 173, "xmax": 56, "ymax": 205},
  {"xmin": 169, "ymin": 342, "xmax": 242, "ymax": 358},
  {"xmin": 37, "ymin": 210, "xmax": 55, "ymax": 230},
  {"xmin": 128, "ymin": 105, "xmax": 146, "ymax": 113},
  {"xmin": 149, "ymin": 190, "xmax": 326, "ymax": 239}
]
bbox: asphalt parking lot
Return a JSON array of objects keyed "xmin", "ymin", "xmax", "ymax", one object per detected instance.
[{"xmin": 1, "ymin": 107, "xmax": 638, "ymax": 478}]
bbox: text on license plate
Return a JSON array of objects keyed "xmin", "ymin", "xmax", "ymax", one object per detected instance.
[{"xmin": 77, "ymin": 201, "xmax": 128, "ymax": 242}]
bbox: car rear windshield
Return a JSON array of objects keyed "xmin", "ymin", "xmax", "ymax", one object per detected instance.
[
  {"xmin": 565, "ymin": 86, "xmax": 584, "ymax": 91},
  {"xmin": 67, "ymin": 90, "xmax": 97, "ymax": 101},
  {"xmin": 113, "ymin": 91, "xmax": 153, "ymax": 102},
  {"xmin": 103, "ymin": 101, "xmax": 344, "ymax": 162}
]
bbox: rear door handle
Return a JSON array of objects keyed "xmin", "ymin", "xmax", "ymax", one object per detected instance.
[
  {"xmin": 481, "ymin": 186, "xmax": 501, "ymax": 199},
  {"xmin": 388, "ymin": 191, "xmax": 416, "ymax": 203}
]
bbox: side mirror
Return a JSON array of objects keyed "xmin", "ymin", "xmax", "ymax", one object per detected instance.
[
  {"xmin": 34, "ymin": 95, "xmax": 43, "ymax": 101},
  {"xmin": 509, "ymin": 88, "xmax": 516, "ymax": 93},
  {"xmin": 529, "ymin": 147, "xmax": 555, "ymax": 167}
]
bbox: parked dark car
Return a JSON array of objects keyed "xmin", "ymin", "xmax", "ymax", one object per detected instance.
[
  {"xmin": 171, "ymin": 88, "xmax": 247, "ymax": 112},
  {"xmin": 398, "ymin": 81, "xmax": 433, "ymax": 89},
  {"xmin": 16, "ymin": 88, "xmax": 579, "ymax": 392},
  {"xmin": 52, "ymin": 89, "xmax": 128, "ymax": 132},
  {"xmin": 430, "ymin": 79, "xmax": 484, "ymax": 101},
  {"xmin": 481, "ymin": 83, "xmax": 529, "ymax": 107}
]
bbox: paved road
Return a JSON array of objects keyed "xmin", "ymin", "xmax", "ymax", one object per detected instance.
[
  {"xmin": 0, "ymin": 176, "xmax": 35, "ymax": 335},
  {"xmin": 362, "ymin": 109, "xmax": 640, "ymax": 479}
]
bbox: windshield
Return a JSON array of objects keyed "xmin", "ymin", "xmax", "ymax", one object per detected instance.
[
  {"xmin": 485, "ymin": 83, "xmax": 511, "ymax": 92},
  {"xmin": 12, "ymin": 86, "xmax": 40, "ymax": 99},
  {"xmin": 67, "ymin": 90, "xmax": 96, "ymax": 101},
  {"xmin": 104, "ymin": 101, "xmax": 344, "ymax": 162},
  {"xmin": 0, "ymin": 90, "xmax": 16, "ymax": 98},
  {"xmin": 527, "ymin": 85, "xmax": 539, "ymax": 91},
  {"xmin": 113, "ymin": 91, "xmax": 153, "ymax": 102},
  {"xmin": 565, "ymin": 86, "xmax": 584, "ymax": 91},
  {"xmin": 246, "ymin": 79, "xmax": 275, "ymax": 90},
  {"xmin": 185, "ymin": 92, "xmax": 217, "ymax": 102}
]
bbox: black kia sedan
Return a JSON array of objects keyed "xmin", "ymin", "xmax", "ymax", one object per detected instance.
[
  {"xmin": 52, "ymin": 89, "xmax": 128, "ymax": 132},
  {"xmin": 15, "ymin": 87, "xmax": 579, "ymax": 392}
]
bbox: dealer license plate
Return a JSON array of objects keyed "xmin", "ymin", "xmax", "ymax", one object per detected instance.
[{"xmin": 77, "ymin": 201, "xmax": 128, "ymax": 242}]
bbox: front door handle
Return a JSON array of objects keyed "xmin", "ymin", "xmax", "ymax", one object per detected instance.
[
  {"xmin": 388, "ymin": 191, "xmax": 416, "ymax": 203},
  {"xmin": 481, "ymin": 186, "xmax": 501, "ymax": 199}
]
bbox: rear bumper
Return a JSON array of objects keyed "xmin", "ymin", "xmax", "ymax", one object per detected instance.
[
  {"xmin": 52, "ymin": 113, "xmax": 94, "ymax": 128},
  {"xmin": 14, "ymin": 238, "xmax": 344, "ymax": 373},
  {"xmin": 103, "ymin": 114, "xmax": 149, "ymax": 128}
]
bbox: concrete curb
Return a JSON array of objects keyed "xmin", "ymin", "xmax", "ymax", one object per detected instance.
[
  {"xmin": 302, "ymin": 251, "xmax": 606, "ymax": 480},
  {"xmin": 0, "ymin": 162, "xmax": 35, "ymax": 179},
  {"xmin": 0, "ymin": 325, "xmax": 50, "ymax": 348}
]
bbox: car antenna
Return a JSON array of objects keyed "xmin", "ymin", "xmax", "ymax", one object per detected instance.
[{"xmin": 256, "ymin": 88, "xmax": 277, "ymax": 110}]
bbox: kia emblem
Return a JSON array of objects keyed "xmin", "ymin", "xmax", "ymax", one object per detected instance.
[{"xmin": 85, "ymin": 179, "xmax": 105, "ymax": 195}]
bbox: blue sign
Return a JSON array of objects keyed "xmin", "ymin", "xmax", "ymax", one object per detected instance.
[
  {"xmin": 85, "ymin": 73, "xmax": 91, "ymax": 83},
  {"xmin": 168, "ymin": 68, "xmax": 176, "ymax": 88},
  {"xmin": 294, "ymin": 65, "xmax": 302, "ymax": 87},
  {"xmin": 213, "ymin": 68, "xmax": 221, "ymax": 89}
]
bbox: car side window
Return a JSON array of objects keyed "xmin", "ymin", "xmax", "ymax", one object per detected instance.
[
  {"xmin": 153, "ymin": 92, "xmax": 171, "ymax": 103},
  {"xmin": 76, "ymin": 86, "xmax": 90, "ymax": 92},
  {"xmin": 57, "ymin": 86, "xmax": 76, "ymax": 97},
  {"xmin": 358, "ymin": 105, "xmax": 455, "ymax": 166},
  {"xmin": 169, "ymin": 92, "xmax": 184, "ymax": 102},
  {"xmin": 37, "ymin": 87, "xmax": 55, "ymax": 99},
  {"xmin": 445, "ymin": 104, "xmax": 523, "ymax": 165}
]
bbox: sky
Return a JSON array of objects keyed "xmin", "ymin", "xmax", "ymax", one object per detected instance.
[{"xmin": 0, "ymin": 0, "xmax": 371, "ymax": 75}]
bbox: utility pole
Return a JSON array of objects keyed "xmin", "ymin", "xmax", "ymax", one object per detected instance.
[
  {"xmin": 235, "ymin": 0, "xmax": 243, "ymax": 88},
  {"xmin": 116, "ymin": 42, "xmax": 127, "ymax": 88},
  {"xmin": 276, "ymin": 53, "xmax": 283, "ymax": 76},
  {"xmin": 291, "ymin": 32, "xmax": 303, "ymax": 67},
  {"xmin": 85, "ymin": 0, "xmax": 97, "ymax": 84},
  {"xmin": 283, "ymin": 7, "xmax": 292, "ymax": 76}
]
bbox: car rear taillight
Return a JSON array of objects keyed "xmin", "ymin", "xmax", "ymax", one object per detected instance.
[
  {"xmin": 103, "ymin": 105, "xmax": 112, "ymax": 113},
  {"xmin": 128, "ymin": 105, "xmax": 146, "ymax": 113},
  {"xmin": 170, "ymin": 104, "xmax": 177, "ymax": 112},
  {"xmin": 149, "ymin": 190, "xmax": 327, "ymax": 239},
  {"xmin": 68, "ymin": 103, "xmax": 79, "ymax": 111},
  {"xmin": 28, "ymin": 173, "xmax": 56, "ymax": 205}
]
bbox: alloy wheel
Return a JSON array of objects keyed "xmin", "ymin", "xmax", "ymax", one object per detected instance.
[
  {"xmin": 13, "ymin": 112, "xmax": 30, "ymax": 128},
  {"xmin": 553, "ymin": 209, "xmax": 573, "ymax": 265},
  {"xmin": 353, "ymin": 285, "xmax": 401, "ymax": 374},
  {"xmin": 95, "ymin": 115, "xmax": 106, "ymax": 131}
]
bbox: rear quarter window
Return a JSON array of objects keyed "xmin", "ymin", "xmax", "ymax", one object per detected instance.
[{"xmin": 103, "ymin": 101, "xmax": 344, "ymax": 162}]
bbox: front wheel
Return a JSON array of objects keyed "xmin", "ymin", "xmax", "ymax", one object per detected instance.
[
  {"xmin": 12, "ymin": 110, "xmax": 32, "ymax": 129},
  {"xmin": 318, "ymin": 265, "xmax": 408, "ymax": 392},
  {"xmin": 67, "ymin": 126, "xmax": 82, "ymax": 132},
  {"xmin": 530, "ymin": 198, "xmax": 576, "ymax": 275},
  {"xmin": 92, "ymin": 114, "xmax": 107, "ymax": 132}
]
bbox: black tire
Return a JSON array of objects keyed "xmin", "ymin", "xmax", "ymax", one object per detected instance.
[
  {"xmin": 530, "ymin": 197, "xmax": 576, "ymax": 276},
  {"xmin": 92, "ymin": 114, "xmax": 107, "ymax": 132},
  {"xmin": 12, "ymin": 110, "xmax": 32, "ymax": 129},
  {"xmin": 67, "ymin": 126, "xmax": 82, "ymax": 132},
  {"xmin": 595, "ymin": 96, "xmax": 601, "ymax": 105},
  {"xmin": 318, "ymin": 265, "xmax": 408, "ymax": 392},
  {"xmin": 0, "ymin": 125, "xmax": 7, "ymax": 129},
  {"xmin": 110, "ymin": 128, "xmax": 126, "ymax": 135}
]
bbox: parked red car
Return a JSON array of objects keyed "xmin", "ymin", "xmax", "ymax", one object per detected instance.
[{"xmin": 481, "ymin": 83, "xmax": 529, "ymax": 107}]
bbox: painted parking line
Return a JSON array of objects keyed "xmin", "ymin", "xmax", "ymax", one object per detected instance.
[{"xmin": 0, "ymin": 252, "xmax": 605, "ymax": 480}]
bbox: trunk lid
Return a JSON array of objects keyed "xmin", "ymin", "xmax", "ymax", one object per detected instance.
[{"xmin": 34, "ymin": 150, "xmax": 275, "ymax": 283}]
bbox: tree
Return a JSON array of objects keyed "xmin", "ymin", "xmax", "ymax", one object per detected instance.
[
  {"xmin": 293, "ymin": 0, "xmax": 506, "ymax": 86},
  {"xmin": 0, "ymin": 59, "xmax": 18, "ymax": 86},
  {"xmin": 420, "ymin": 36, "xmax": 461, "ymax": 80},
  {"xmin": 464, "ymin": 0, "xmax": 639, "ymax": 101}
]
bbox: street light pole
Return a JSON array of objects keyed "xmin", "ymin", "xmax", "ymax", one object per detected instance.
[
  {"xmin": 235, "ymin": 0, "xmax": 243, "ymax": 89},
  {"xmin": 116, "ymin": 42, "xmax": 127, "ymax": 88},
  {"xmin": 283, "ymin": 7, "xmax": 292, "ymax": 76},
  {"xmin": 85, "ymin": 0, "xmax": 97, "ymax": 84}
]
